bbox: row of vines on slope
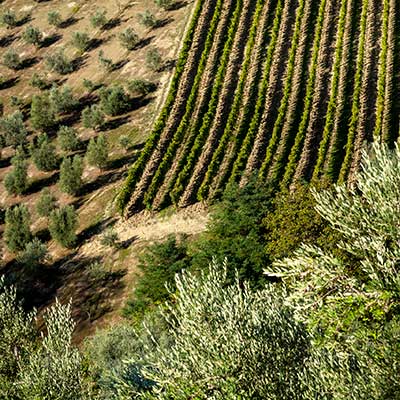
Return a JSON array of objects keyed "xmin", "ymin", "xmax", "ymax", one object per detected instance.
[{"xmin": 118, "ymin": 0, "xmax": 400, "ymax": 215}]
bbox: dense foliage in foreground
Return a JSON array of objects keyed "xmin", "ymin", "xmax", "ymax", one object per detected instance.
[{"xmin": 1, "ymin": 143, "xmax": 400, "ymax": 399}]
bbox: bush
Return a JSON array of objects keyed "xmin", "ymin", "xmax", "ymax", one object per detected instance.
[
  {"xmin": 123, "ymin": 235, "xmax": 191, "ymax": 320},
  {"xmin": 4, "ymin": 204, "xmax": 31, "ymax": 252},
  {"xmin": 17, "ymin": 238, "xmax": 48, "ymax": 269},
  {"xmin": 30, "ymin": 94, "xmax": 56, "ymax": 131},
  {"xmin": 0, "ymin": 111, "xmax": 28, "ymax": 147},
  {"xmin": 99, "ymin": 85, "xmax": 129, "ymax": 116},
  {"xmin": 29, "ymin": 73, "xmax": 51, "ymax": 90},
  {"xmin": 49, "ymin": 85, "xmax": 78, "ymax": 114},
  {"xmin": 71, "ymin": 31, "xmax": 90, "ymax": 52},
  {"xmin": 82, "ymin": 78, "xmax": 95, "ymax": 93},
  {"xmin": 36, "ymin": 188, "xmax": 57, "ymax": 217},
  {"xmin": 81, "ymin": 105, "xmax": 105, "ymax": 131},
  {"xmin": 90, "ymin": 9, "xmax": 107, "ymax": 28},
  {"xmin": 127, "ymin": 79, "xmax": 157, "ymax": 96},
  {"xmin": 98, "ymin": 50, "xmax": 114, "ymax": 72},
  {"xmin": 137, "ymin": 10, "xmax": 157, "ymax": 28},
  {"xmin": 57, "ymin": 126, "xmax": 81, "ymax": 152},
  {"xmin": 118, "ymin": 28, "xmax": 140, "ymax": 50},
  {"xmin": 46, "ymin": 49, "xmax": 74, "ymax": 74},
  {"xmin": 118, "ymin": 135, "xmax": 132, "ymax": 152},
  {"xmin": 145, "ymin": 47, "xmax": 162, "ymax": 71},
  {"xmin": 22, "ymin": 26, "xmax": 42, "ymax": 47},
  {"xmin": 100, "ymin": 229, "xmax": 119, "ymax": 248},
  {"xmin": 47, "ymin": 10, "xmax": 62, "ymax": 27},
  {"xmin": 2, "ymin": 48, "xmax": 21, "ymax": 70},
  {"xmin": 154, "ymin": 0, "xmax": 175, "ymax": 10},
  {"xmin": 49, "ymin": 205, "xmax": 77, "ymax": 248},
  {"xmin": 4, "ymin": 154, "xmax": 28, "ymax": 195},
  {"xmin": 86, "ymin": 134, "xmax": 108, "ymax": 169},
  {"xmin": 0, "ymin": 10, "xmax": 17, "ymax": 28},
  {"xmin": 30, "ymin": 133, "xmax": 58, "ymax": 171},
  {"xmin": 58, "ymin": 155, "xmax": 83, "ymax": 195},
  {"xmin": 10, "ymin": 96, "xmax": 23, "ymax": 109}
]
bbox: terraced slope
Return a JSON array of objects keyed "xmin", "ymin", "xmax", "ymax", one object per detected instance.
[{"xmin": 118, "ymin": 0, "xmax": 400, "ymax": 215}]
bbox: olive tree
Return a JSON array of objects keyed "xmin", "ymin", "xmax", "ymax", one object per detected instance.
[
  {"xmin": 49, "ymin": 205, "xmax": 77, "ymax": 248},
  {"xmin": 22, "ymin": 25, "xmax": 43, "ymax": 47},
  {"xmin": 58, "ymin": 155, "xmax": 83, "ymax": 195},
  {"xmin": 4, "ymin": 204, "xmax": 31, "ymax": 252}
]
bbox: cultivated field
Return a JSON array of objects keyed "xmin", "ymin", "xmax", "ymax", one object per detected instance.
[{"xmin": 118, "ymin": 0, "xmax": 400, "ymax": 215}]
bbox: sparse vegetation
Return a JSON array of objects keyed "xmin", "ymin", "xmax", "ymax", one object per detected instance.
[
  {"xmin": 2, "ymin": 48, "xmax": 21, "ymax": 70},
  {"xmin": 90, "ymin": 9, "xmax": 108, "ymax": 29},
  {"xmin": 47, "ymin": 10, "xmax": 62, "ymax": 27},
  {"xmin": 71, "ymin": 31, "xmax": 91, "ymax": 52},
  {"xmin": 118, "ymin": 28, "xmax": 140, "ymax": 50},
  {"xmin": 138, "ymin": 10, "xmax": 157, "ymax": 28},
  {"xmin": 145, "ymin": 47, "xmax": 162, "ymax": 71},
  {"xmin": 22, "ymin": 25, "xmax": 43, "ymax": 47},
  {"xmin": 46, "ymin": 48, "xmax": 74, "ymax": 74},
  {"xmin": 0, "ymin": 10, "xmax": 17, "ymax": 28},
  {"xmin": 97, "ymin": 50, "xmax": 114, "ymax": 72},
  {"xmin": 29, "ymin": 73, "xmax": 51, "ymax": 90}
]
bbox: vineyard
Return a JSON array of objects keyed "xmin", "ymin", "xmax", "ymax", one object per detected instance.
[{"xmin": 118, "ymin": 0, "xmax": 400, "ymax": 215}]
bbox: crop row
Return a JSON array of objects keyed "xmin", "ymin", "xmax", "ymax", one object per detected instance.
[
  {"xmin": 116, "ymin": 0, "xmax": 211, "ymax": 214},
  {"xmin": 197, "ymin": 0, "xmax": 273, "ymax": 201}
]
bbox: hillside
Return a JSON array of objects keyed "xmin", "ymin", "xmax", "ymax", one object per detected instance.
[
  {"xmin": 118, "ymin": 0, "xmax": 400, "ymax": 215},
  {"xmin": 0, "ymin": 0, "xmax": 194, "ymax": 333}
]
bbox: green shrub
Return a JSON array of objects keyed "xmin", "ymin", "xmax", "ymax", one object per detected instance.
[
  {"xmin": 30, "ymin": 94, "xmax": 56, "ymax": 131},
  {"xmin": 154, "ymin": 0, "xmax": 175, "ymax": 10},
  {"xmin": 4, "ymin": 204, "xmax": 31, "ymax": 252},
  {"xmin": 118, "ymin": 135, "xmax": 132, "ymax": 152},
  {"xmin": 29, "ymin": 73, "xmax": 51, "ymax": 90},
  {"xmin": 97, "ymin": 50, "xmax": 114, "ymax": 72},
  {"xmin": 145, "ymin": 47, "xmax": 162, "ymax": 71},
  {"xmin": 71, "ymin": 31, "xmax": 90, "ymax": 52},
  {"xmin": 123, "ymin": 235, "xmax": 191, "ymax": 320},
  {"xmin": 99, "ymin": 85, "xmax": 129, "ymax": 116},
  {"xmin": 2, "ymin": 48, "xmax": 21, "ymax": 70},
  {"xmin": 10, "ymin": 96, "xmax": 23, "ymax": 109},
  {"xmin": 0, "ymin": 111, "xmax": 27, "ymax": 147},
  {"xmin": 49, "ymin": 205, "xmax": 77, "ymax": 248},
  {"xmin": 118, "ymin": 28, "xmax": 140, "ymax": 50},
  {"xmin": 90, "ymin": 9, "xmax": 107, "ymax": 29},
  {"xmin": 82, "ymin": 78, "xmax": 95, "ymax": 93},
  {"xmin": 49, "ymin": 85, "xmax": 78, "ymax": 114},
  {"xmin": 85, "ymin": 134, "xmax": 108, "ymax": 169},
  {"xmin": 46, "ymin": 49, "xmax": 74, "ymax": 74},
  {"xmin": 127, "ymin": 79, "xmax": 157, "ymax": 96},
  {"xmin": 4, "ymin": 154, "xmax": 28, "ymax": 195},
  {"xmin": 82, "ymin": 105, "xmax": 105, "ymax": 131},
  {"xmin": 58, "ymin": 155, "xmax": 83, "ymax": 195},
  {"xmin": 17, "ymin": 238, "xmax": 48, "ymax": 269},
  {"xmin": 47, "ymin": 10, "xmax": 62, "ymax": 27},
  {"xmin": 57, "ymin": 125, "xmax": 81, "ymax": 152},
  {"xmin": 0, "ymin": 10, "xmax": 17, "ymax": 28},
  {"xmin": 22, "ymin": 26, "xmax": 42, "ymax": 47},
  {"xmin": 30, "ymin": 133, "xmax": 59, "ymax": 171},
  {"xmin": 100, "ymin": 229, "xmax": 119, "ymax": 248},
  {"xmin": 137, "ymin": 10, "xmax": 157, "ymax": 28},
  {"xmin": 36, "ymin": 188, "xmax": 57, "ymax": 217}
]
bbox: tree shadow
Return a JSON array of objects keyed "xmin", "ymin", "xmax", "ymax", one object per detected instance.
[
  {"xmin": 103, "ymin": 17, "xmax": 122, "ymax": 30},
  {"xmin": 111, "ymin": 59, "xmax": 129, "ymax": 71},
  {"xmin": 40, "ymin": 33, "xmax": 62, "ymax": 48},
  {"xmin": 35, "ymin": 227, "xmax": 52, "ymax": 243},
  {"xmin": 119, "ymin": 235, "xmax": 138, "ymax": 249},
  {"xmin": 16, "ymin": 14, "xmax": 32, "ymax": 27},
  {"xmin": 106, "ymin": 152, "xmax": 139, "ymax": 170},
  {"xmin": 59, "ymin": 16, "xmax": 81, "ymax": 29},
  {"xmin": 79, "ymin": 170, "xmax": 125, "ymax": 197},
  {"xmin": 158, "ymin": 58, "xmax": 176, "ymax": 72},
  {"xmin": 0, "ymin": 34, "xmax": 16, "ymax": 47},
  {"xmin": 102, "ymin": 115, "xmax": 130, "ymax": 131},
  {"xmin": 27, "ymin": 172, "xmax": 59, "ymax": 195},
  {"xmin": 88, "ymin": 37, "xmax": 108, "ymax": 51},
  {"xmin": 76, "ymin": 216, "xmax": 116, "ymax": 244},
  {"xmin": 168, "ymin": 0, "xmax": 188, "ymax": 10},
  {"xmin": 0, "ymin": 76, "xmax": 19, "ymax": 90},
  {"xmin": 72, "ymin": 54, "xmax": 88, "ymax": 71},
  {"xmin": 134, "ymin": 36, "xmax": 154, "ymax": 50},
  {"xmin": 154, "ymin": 16, "xmax": 174, "ymax": 29},
  {"xmin": 20, "ymin": 56, "xmax": 40, "ymax": 70}
]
